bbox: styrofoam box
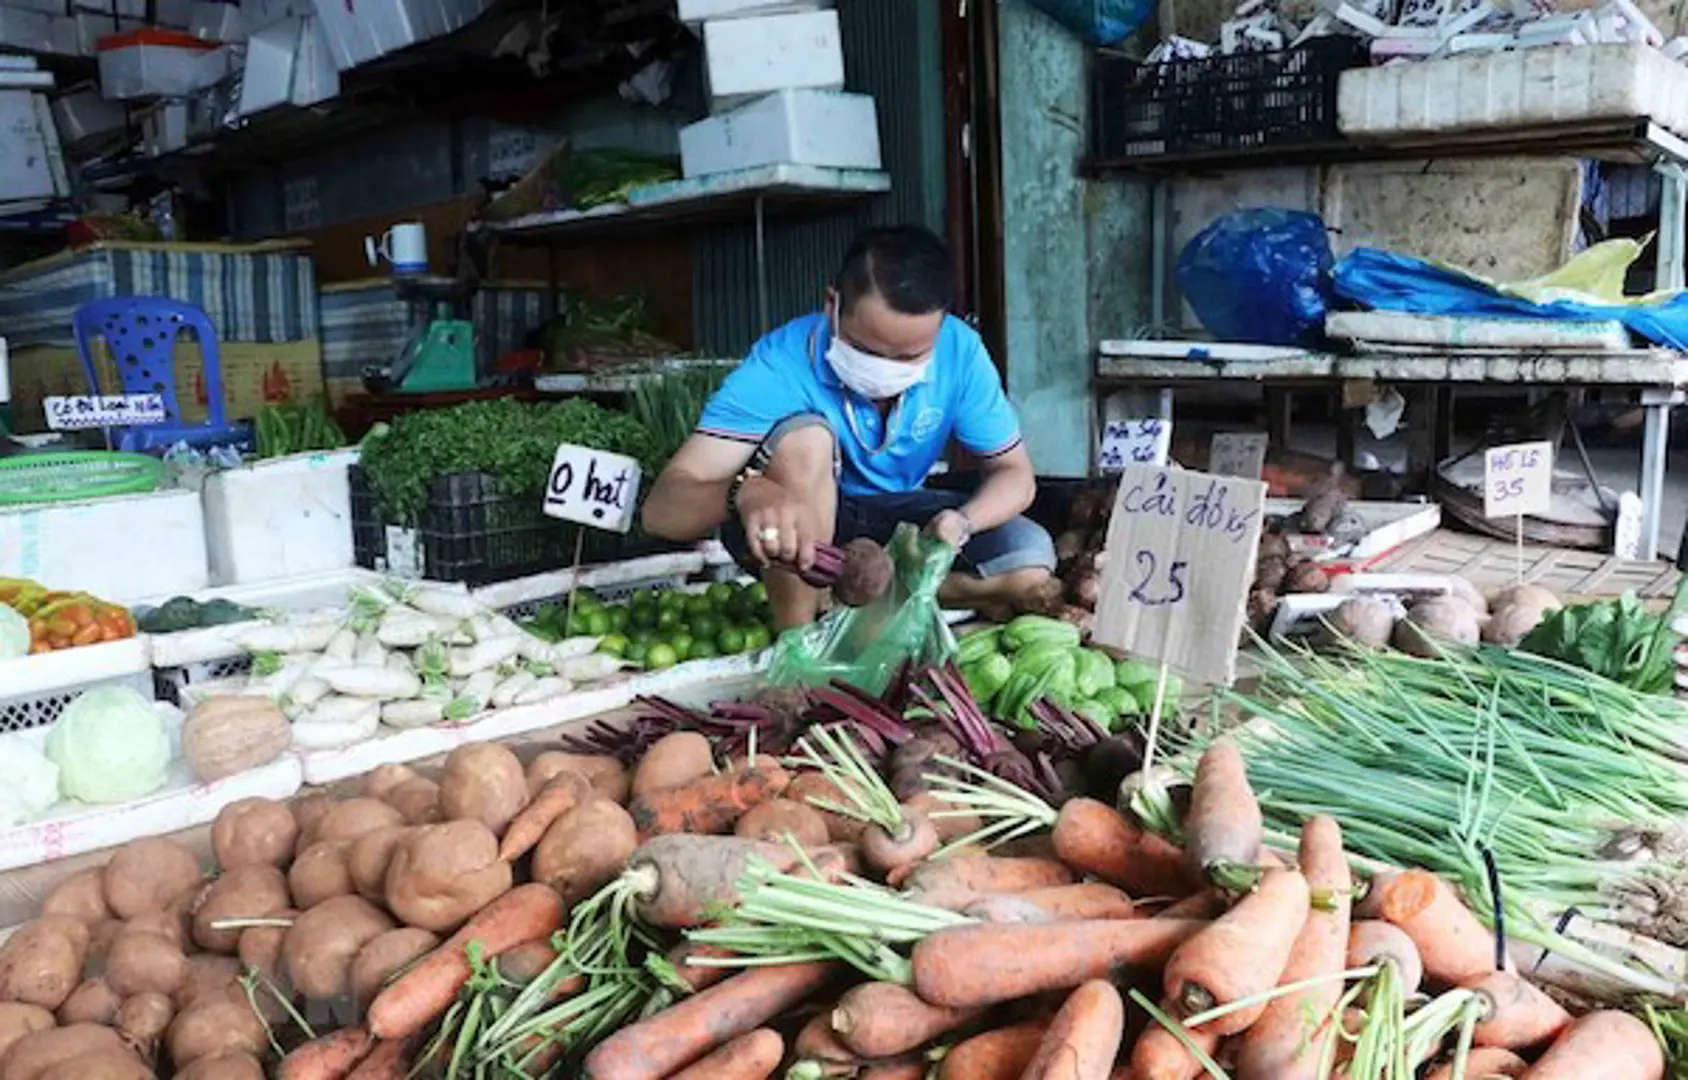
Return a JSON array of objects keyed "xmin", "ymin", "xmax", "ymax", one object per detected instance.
[
  {"xmin": 681, "ymin": 89, "xmax": 880, "ymax": 178},
  {"xmin": 702, "ymin": 10, "xmax": 844, "ymax": 106},
  {"xmin": 51, "ymin": 84, "xmax": 126, "ymax": 144},
  {"xmin": 0, "ymin": 489, "xmax": 209, "ymax": 604},
  {"xmin": 96, "ymin": 30, "xmax": 223, "ymax": 99},
  {"xmin": 202, "ymin": 449, "xmax": 359, "ymax": 587},
  {"xmin": 678, "ymin": 0, "xmax": 830, "ymax": 23},
  {"xmin": 1339, "ymin": 44, "xmax": 1688, "ymax": 139}
]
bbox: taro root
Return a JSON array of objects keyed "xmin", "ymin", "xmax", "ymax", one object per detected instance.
[{"xmin": 1284, "ymin": 560, "xmax": 1330, "ymax": 595}]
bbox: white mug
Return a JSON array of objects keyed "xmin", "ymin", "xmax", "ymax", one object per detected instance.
[{"xmin": 365, "ymin": 222, "xmax": 428, "ymax": 275}]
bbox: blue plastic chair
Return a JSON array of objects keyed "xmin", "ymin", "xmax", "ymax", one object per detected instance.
[{"xmin": 71, "ymin": 296, "xmax": 247, "ymax": 453}]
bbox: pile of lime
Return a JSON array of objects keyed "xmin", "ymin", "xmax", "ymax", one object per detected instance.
[{"xmin": 529, "ymin": 582, "xmax": 777, "ymax": 670}]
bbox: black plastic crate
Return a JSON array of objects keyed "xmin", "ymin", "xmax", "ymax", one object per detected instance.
[
  {"xmin": 1091, "ymin": 38, "xmax": 1366, "ymax": 161},
  {"xmin": 350, "ymin": 467, "xmax": 684, "ymax": 586}
]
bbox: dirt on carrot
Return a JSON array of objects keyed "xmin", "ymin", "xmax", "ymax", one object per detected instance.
[
  {"xmin": 901, "ymin": 855, "xmax": 1075, "ymax": 898},
  {"xmin": 1163, "ymin": 869, "xmax": 1311, "ymax": 1035},
  {"xmin": 1517, "ymin": 1011, "xmax": 1662, "ymax": 1080},
  {"xmin": 627, "ymin": 762, "xmax": 790, "ymax": 839},
  {"xmin": 667, "ymin": 1028, "xmax": 785, "ymax": 1080},
  {"xmin": 832, "ymin": 981, "xmax": 982, "ymax": 1058},
  {"xmin": 1183, "ymin": 739, "xmax": 1263, "ymax": 891},
  {"xmin": 1052, "ymin": 799, "xmax": 1193, "ymax": 899},
  {"xmin": 937, "ymin": 1021, "xmax": 1051, "ymax": 1080},
  {"xmin": 913, "ymin": 919, "xmax": 1208, "ymax": 1008},
  {"xmin": 277, "ymin": 1026, "xmax": 376, "ymax": 1080},
  {"xmin": 1468, "ymin": 971, "xmax": 1571, "ymax": 1051},
  {"xmin": 1019, "ymin": 979, "xmax": 1126, "ymax": 1080}
]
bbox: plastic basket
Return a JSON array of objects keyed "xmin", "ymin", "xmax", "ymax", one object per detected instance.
[
  {"xmin": 0, "ymin": 451, "xmax": 164, "ymax": 506},
  {"xmin": 152, "ymin": 655, "xmax": 253, "ymax": 706},
  {"xmin": 0, "ymin": 671, "xmax": 155, "ymax": 732},
  {"xmin": 1091, "ymin": 39, "xmax": 1367, "ymax": 161}
]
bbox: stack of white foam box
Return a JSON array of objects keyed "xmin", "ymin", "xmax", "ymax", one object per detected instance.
[{"xmin": 678, "ymin": 0, "xmax": 882, "ymax": 180}]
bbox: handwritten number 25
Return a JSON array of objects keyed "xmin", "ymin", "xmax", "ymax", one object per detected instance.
[{"xmin": 1129, "ymin": 550, "xmax": 1187, "ymax": 606}]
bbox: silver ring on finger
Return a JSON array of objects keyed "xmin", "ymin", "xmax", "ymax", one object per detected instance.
[{"xmin": 759, "ymin": 526, "xmax": 781, "ymax": 544}]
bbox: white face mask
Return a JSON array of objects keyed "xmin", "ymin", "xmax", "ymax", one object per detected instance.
[{"xmin": 826, "ymin": 334, "xmax": 930, "ymax": 400}]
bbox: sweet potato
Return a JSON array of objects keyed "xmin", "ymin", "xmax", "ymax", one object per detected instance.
[
  {"xmin": 283, "ymin": 896, "xmax": 396, "ymax": 1001},
  {"xmin": 382, "ymin": 779, "xmax": 442, "ymax": 826},
  {"xmin": 438, "ymin": 744, "xmax": 529, "ymax": 837},
  {"xmin": 172, "ymin": 955, "xmax": 240, "ymax": 1011},
  {"xmin": 119, "ymin": 909, "xmax": 186, "ymax": 951},
  {"xmin": 0, "ymin": 1024, "xmax": 129, "ymax": 1080},
  {"xmin": 526, "ymin": 752, "xmax": 629, "ymax": 804},
  {"xmin": 314, "ymin": 799, "xmax": 405, "ymax": 844},
  {"xmin": 734, "ymin": 799, "xmax": 830, "ymax": 847},
  {"xmin": 291, "ymin": 794, "xmax": 337, "ymax": 850},
  {"xmin": 40, "ymin": 871, "xmax": 110, "ymax": 927},
  {"xmin": 166, "ymin": 993, "xmax": 269, "ymax": 1067},
  {"xmin": 351, "ymin": 928, "xmax": 439, "ymax": 1013},
  {"xmin": 532, "ymin": 798, "xmax": 637, "ymax": 907},
  {"xmin": 349, "ymin": 827, "xmax": 413, "ymax": 901},
  {"xmin": 632, "ymin": 733, "xmax": 715, "ymax": 796},
  {"xmin": 363, "ymin": 764, "xmax": 419, "ymax": 801},
  {"xmin": 36, "ymin": 1049, "xmax": 152, "ymax": 1080},
  {"xmin": 102, "ymin": 841, "xmax": 201, "ymax": 920},
  {"xmin": 190, "ymin": 866, "xmax": 290, "ymax": 954},
  {"xmin": 103, "ymin": 931, "xmax": 185, "ymax": 999},
  {"xmin": 383, "ymin": 821, "xmax": 513, "ymax": 934},
  {"xmin": 211, "ymin": 798, "xmax": 299, "ymax": 871},
  {"xmin": 0, "ymin": 1003, "xmax": 53, "ymax": 1062},
  {"xmin": 116, "ymin": 991, "xmax": 174, "ymax": 1049},
  {"xmin": 83, "ymin": 921, "xmax": 120, "ymax": 977},
  {"xmin": 0, "ymin": 918, "xmax": 90, "ymax": 1010},
  {"xmin": 289, "ymin": 841, "xmax": 356, "ymax": 909},
  {"xmin": 175, "ymin": 1052, "xmax": 264, "ymax": 1080},
  {"xmin": 54, "ymin": 977, "xmax": 120, "ymax": 1026},
  {"xmin": 236, "ymin": 907, "xmax": 297, "ymax": 989}
]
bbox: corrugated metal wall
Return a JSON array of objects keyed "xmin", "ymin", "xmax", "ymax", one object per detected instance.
[{"xmin": 690, "ymin": 0, "xmax": 947, "ymax": 355}]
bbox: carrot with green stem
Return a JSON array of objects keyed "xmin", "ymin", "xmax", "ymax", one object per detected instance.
[
  {"xmin": 831, "ymin": 981, "xmax": 984, "ymax": 1058},
  {"xmin": 1131, "ymin": 996, "xmax": 1223, "ymax": 1080},
  {"xmin": 1182, "ymin": 739, "xmax": 1265, "ymax": 892},
  {"xmin": 1162, "ymin": 868, "xmax": 1310, "ymax": 1034},
  {"xmin": 788, "ymin": 724, "xmax": 937, "ymax": 876},
  {"xmin": 1235, "ymin": 816, "xmax": 1352, "ymax": 1080},
  {"xmin": 1376, "ymin": 869, "xmax": 1499, "ymax": 986},
  {"xmin": 1019, "ymin": 979, "xmax": 1126, "ymax": 1080},
  {"xmin": 1347, "ymin": 921, "xmax": 1423, "ymax": 996},
  {"xmin": 1520, "ymin": 1011, "xmax": 1663, "ymax": 1080},
  {"xmin": 1424, "ymin": 1047, "xmax": 1526, "ymax": 1080},
  {"xmin": 1466, "ymin": 970, "xmax": 1571, "ymax": 1051}
]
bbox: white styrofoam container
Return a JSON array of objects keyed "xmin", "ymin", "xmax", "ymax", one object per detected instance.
[
  {"xmin": 0, "ymin": 637, "xmax": 151, "ymax": 702},
  {"xmin": 189, "ymin": 0, "xmax": 243, "ymax": 40},
  {"xmin": 51, "ymin": 84, "xmax": 126, "ymax": 144},
  {"xmin": 0, "ymin": 7, "xmax": 55, "ymax": 53},
  {"xmin": 202, "ymin": 449, "xmax": 359, "ymax": 587},
  {"xmin": 678, "ymin": 0, "xmax": 830, "ymax": 23},
  {"xmin": 3, "ymin": 0, "xmax": 68, "ymax": 17},
  {"xmin": 96, "ymin": 30, "xmax": 223, "ymax": 98},
  {"xmin": 308, "ymin": 0, "xmax": 485, "ymax": 71},
  {"xmin": 680, "ymin": 89, "xmax": 880, "ymax": 178},
  {"xmin": 0, "ymin": 489, "xmax": 209, "ymax": 604},
  {"xmin": 702, "ymin": 10, "xmax": 843, "ymax": 106},
  {"xmin": 1339, "ymin": 43, "xmax": 1688, "ymax": 139}
]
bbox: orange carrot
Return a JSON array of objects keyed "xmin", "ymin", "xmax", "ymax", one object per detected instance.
[
  {"xmin": 1016, "ymin": 883, "xmax": 1137, "ymax": 921},
  {"xmin": 1162, "ymin": 869, "xmax": 1310, "ymax": 1035},
  {"xmin": 278, "ymin": 1026, "xmax": 376, "ymax": 1080},
  {"xmin": 913, "ymin": 918, "xmax": 1208, "ymax": 1008},
  {"xmin": 1019, "ymin": 979, "xmax": 1126, "ymax": 1080},
  {"xmin": 1424, "ymin": 1047, "xmax": 1526, "ymax": 1080},
  {"xmin": 368, "ymin": 884, "xmax": 565, "ymax": 1040},
  {"xmin": 498, "ymin": 773, "xmax": 592, "ymax": 860},
  {"xmin": 795, "ymin": 1010, "xmax": 860, "ymax": 1066},
  {"xmin": 860, "ymin": 1063, "xmax": 929, "ymax": 1080},
  {"xmin": 1353, "ymin": 871, "xmax": 1398, "ymax": 920},
  {"xmin": 583, "ymin": 961, "xmax": 838, "ymax": 1080},
  {"xmin": 1519, "ymin": 1010, "xmax": 1663, "ymax": 1080},
  {"xmin": 1183, "ymin": 739, "xmax": 1263, "ymax": 891},
  {"xmin": 1154, "ymin": 892, "xmax": 1228, "ymax": 921},
  {"xmin": 860, "ymin": 806, "xmax": 941, "ymax": 875},
  {"xmin": 938, "ymin": 1021, "xmax": 1050, "ymax": 1080},
  {"xmin": 1467, "ymin": 971, "xmax": 1571, "ymax": 1051},
  {"xmin": 902, "ymin": 855, "xmax": 1075, "ymax": 897},
  {"xmin": 665, "ymin": 940, "xmax": 739, "ymax": 993},
  {"xmin": 1235, "ymin": 816, "xmax": 1352, "ymax": 1080},
  {"xmin": 1347, "ymin": 920, "xmax": 1424, "ymax": 994},
  {"xmin": 1052, "ymin": 798, "xmax": 1194, "ymax": 898},
  {"xmin": 627, "ymin": 762, "xmax": 790, "ymax": 839},
  {"xmin": 668, "ymin": 1028, "xmax": 785, "ymax": 1080},
  {"xmin": 832, "ymin": 981, "xmax": 983, "ymax": 1058},
  {"xmin": 1131, "ymin": 999, "xmax": 1222, "ymax": 1080},
  {"xmin": 346, "ymin": 1039, "xmax": 412, "ymax": 1080},
  {"xmin": 1377, "ymin": 870, "xmax": 1498, "ymax": 986}
]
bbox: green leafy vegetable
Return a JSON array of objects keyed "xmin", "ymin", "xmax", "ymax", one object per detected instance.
[
  {"xmin": 254, "ymin": 397, "xmax": 345, "ymax": 459},
  {"xmin": 46, "ymin": 686, "xmax": 170, "ymax": 804},
  {"xmin": 627, "ymin": 364, "xmax": 734, "ymax": 472},
  {"xmin": 1518, "ymin": 577, "xmax": 1687, "ymax": 694}
]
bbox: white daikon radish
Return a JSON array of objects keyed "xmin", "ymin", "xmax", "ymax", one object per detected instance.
[
  {"xmin": 381, "ymin": 699, "xmax": 446, "ymax": 729},
  {"xmin": 323, "ymin": 627, "xmax": 358, "ymax": 664},
  {"xmin": 376, "ymin": 607, "xmax": 437, "ymax": 648},
  {"xmin": 354, "ymin": 632, "xmax": 387, "ymax": 668},
  {"xmin": 315, "ymin": 664, "xmax": 422, "ymax": 700},
  {"xmin": 284, "ymin": 676, "xmax": 330, "ymax": 713},
  {"xmin": 490, "ymin": 671, "xmax": 537, "ymax": 709},
  {"xmin": 446, "ymin": 670, "xmax": 500, "ymax": 721},
  {"xmin": 292, "ymin": 698, "xmax": 380, "ymax": 749},
  {"xmin": 413, "ymin": 640, "xmax": 449, "ymax": 681},
  {"xmin": 560, "ymin": 654, "xmax": 627, "ymax": 683},
  {"xmin": 386, "ymin": 651, "xmax": 415, "ymax": 674},
  {"xmin": 448, "ymin": 637, "xmax": 523, "ymax": 678},
  {"xmin": 238, "ymin": 621, "xmax": 339, "ymax": 654},
  {"xmin": 406, "ymin": 582, "xmax": 483, "ymax": 619},
  {"xmin": 513, "ymin": 677, "xmax": 573, "ymax": 706}
]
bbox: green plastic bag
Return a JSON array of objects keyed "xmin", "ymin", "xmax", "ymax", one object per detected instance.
[{"xmin": 767, "ymin": 522, "xmax": 958, "ymax": 695}]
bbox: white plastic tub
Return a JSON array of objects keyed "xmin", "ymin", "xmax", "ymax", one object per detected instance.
[
  {"xmin": 95, "ymin": 28, "xmax": 222, "ymax": 98},
  {"xmin": 201, "ymin": 449, "xmax": 360, "ymax": 586},
  {"xmin": 0, "ymin": 637, "xmax": 154, "ymax": 731},
  {"xmin": 0, "ymin": 488, "xmax": 208, "ymax": 604}
]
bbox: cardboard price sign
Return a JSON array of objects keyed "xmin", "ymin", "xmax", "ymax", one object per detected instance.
[
  {"xmin": 1209, "ymin": 432, "xmax": 1269, "ymax": 479},
  {"xmin": 1098, "ymin": 418, "xmax": 1171, "ymax": 471},
  {"xmin": 543, "ymin": 444, "xmax": 642, "ymax": 533},
  {"xmin": 1091, "ymin": 465, "xmax": 1267, "ymax": 686},
  {"xmin": 1483, "ymin": 440, "xmax": 1553, "ymax": 519}
]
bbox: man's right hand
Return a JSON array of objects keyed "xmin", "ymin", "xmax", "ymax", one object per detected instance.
[{"xmin": 736, "ymin": 475, "xmax": 815, "ymax": 570}]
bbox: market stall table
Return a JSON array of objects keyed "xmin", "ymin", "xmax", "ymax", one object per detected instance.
[{"xmin": 1094, "ymin": 344, "xmax": 1688, "ymax": 560}]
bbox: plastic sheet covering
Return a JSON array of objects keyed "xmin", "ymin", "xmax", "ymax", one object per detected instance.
[
  {"xmin": 766, "ymin": 523, "xmax": 958, "ymax": 695},
  {"xmin": 1177, "ymin": 208, "xmax": 1335, "ymax": 347},
  {"xmin": 1026, "ymin": 0, "xmax": 1154, "ymax": 44},
  {"xmin": 1333, "ymin": 239, "xmax": 1688, "ymax": 350}
]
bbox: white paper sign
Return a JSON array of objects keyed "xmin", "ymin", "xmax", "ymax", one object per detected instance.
[
  {"xmin": 1483, "ymin": 440, "xmax": 1553, "ymax": 518},
  {"xmin": 1092, "ymin": 465, "xmax": 1267, "ymax": 686},
  {"xmin": 543, "ymin": 444, "xmax": 642, "ymax": 533},
  {"xmin": 1209, "ymin": 432, "xmax": 1269, "ymax": 479},
  {"xmin": 1099, "ymin": 417, "xmax": 1172, "ymax": 471},
  {"xmin": 43, "ymin": 394, "xmax": 166, "ymax": 431}
]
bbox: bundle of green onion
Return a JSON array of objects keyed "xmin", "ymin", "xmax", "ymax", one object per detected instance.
[{"xmin": 1216, "ymin": 641, "xmax": 1688, "ymax": 946}]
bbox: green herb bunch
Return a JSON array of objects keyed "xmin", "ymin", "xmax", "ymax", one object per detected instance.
[
  {"xmin": 359, "ymin": 398, "xmax": 656, "ymax": 523},
  {"xmin": 1518, "ymin": 584, "xmax": 1684, "ymax": 694},
  {"xmin": 628, "ymin": 364, "xmax": 734, "ymax": 472}
]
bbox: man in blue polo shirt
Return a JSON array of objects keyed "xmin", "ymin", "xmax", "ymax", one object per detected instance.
[{"xmin": 643, "ymin": 225, "xmax": 1056, "ymax": 628}]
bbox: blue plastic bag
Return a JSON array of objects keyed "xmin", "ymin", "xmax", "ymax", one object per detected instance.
[
  {"xmin": 1177, "ymin": 209, "xmax": 1334, "ymax": 347},
  {"xmin": 1334, "ymin": 247, "xmax": 1688, "ymax": 351},
  {"xmin": 1026, "ymin": 0, "xmax": 1154, "ymax": 45}
]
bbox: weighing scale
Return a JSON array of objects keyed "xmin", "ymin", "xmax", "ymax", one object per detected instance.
[{"xmin": 362, "ymin": 275, "xmax": 479, "ymax": 394}]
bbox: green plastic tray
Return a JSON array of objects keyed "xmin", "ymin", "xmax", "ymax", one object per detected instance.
[{"xmin": 0, "ymin": 451, "xmax": 165, "ymax": 506}]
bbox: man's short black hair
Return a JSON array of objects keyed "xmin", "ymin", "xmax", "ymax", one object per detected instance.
[{"xmin": 834, "ymin": 225, "xmax": 956, "ymax": 317}]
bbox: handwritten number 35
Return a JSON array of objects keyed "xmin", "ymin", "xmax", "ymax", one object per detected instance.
[{"xmin": 1129, "ymin": 550, "xmax": 1187, "ymax": 606}]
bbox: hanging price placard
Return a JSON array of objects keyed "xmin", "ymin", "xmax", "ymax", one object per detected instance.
[
  {"xmin": 1209, "ymin": 432, "xmax": 1269, "ymax": 479},
  {"xmin": 543, "ymin": 444, "xmax": 642, "ymax": 533}
]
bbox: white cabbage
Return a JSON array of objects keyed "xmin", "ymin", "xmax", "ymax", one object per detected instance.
[{"xmin": 45, "ymin": 687, "xmax": 170, "ymax": 804}]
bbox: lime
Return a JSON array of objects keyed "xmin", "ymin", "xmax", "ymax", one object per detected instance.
[
  {"xmin": 688, "ymin": 639, "xmax": 719, "ymax": 660},
  {"xmin": 688, "ymin": 613, "xmax": 721, "ymax": 641},
  {"xmin": 743, "ymin": 624, "xmax": 772, "ymax": 652},
  {"xmin": 645, "ymin": 643, "xmax": 679, "ymax": 670},
  {"xmin": 749, "ymin": 581, "xmax": 769, "ymax": 604},
  {"xmin": 717, "ymin": 626, "xmax": 747, "ymax": 654},
  {"xmin": 657, "ymin": 608, "xmax": 681, "ymax": 631},
  {"xmin": 598, "ymin": 633, "xmax": 629, "ymax": 657},
  {"xmin": 630, "ymin": 603, "xmax": 658, "ymax": 630},
  {"xmin": 685, "ymin": 594, "xmax": 714, "ymax": 618},
  {"xmin": 658, "ymin": 589, "xmax": 686, "ymax": 611},
  {"xmin": 629, "ymin": 628, "xmax": 653, "ymax": 646},
  {"xmin": 585, "ymin": 609, "xmax": 612, "ymax": 636},
  {"xmin": 566, "ymin": 610, "xmax": 591, "ymax": 636},
  {"xmin": 607, "ymin": 606, "xmax": 630, "ymax": 633},
  {"xmin": 574, "ymin": 590, "xmax": 601, "ymax": 611},
  {"xmin": 707, "ymin": 582, "xmax": 734, "ymax": 606},
  {"xmin": 669, "ymin": 632, "xmax": 695, "ymax": 661},
  {"xmin": 624, "ymin": 641, "xmax": 650, "ymax": 666}
]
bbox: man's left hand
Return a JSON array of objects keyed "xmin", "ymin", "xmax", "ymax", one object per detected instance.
[{"xmin": 927, "ymin": 509, "xmax": 973, "ymax": 549}]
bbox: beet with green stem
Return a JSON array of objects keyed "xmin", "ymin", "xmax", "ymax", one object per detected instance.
[{"xmin": 789, "ymin": 538, "xmax": 895, "ymax": 607}]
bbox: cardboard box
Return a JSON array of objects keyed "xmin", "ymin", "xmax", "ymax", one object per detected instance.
[
  {"xmin": 702, "ymin": 10, "xmax": 843, "ymax": 106},
  {"xmin": 681, "ymin": 89, "xmax": 879, "ymax": 177},
  {"xmin": 677, "ymin": 0, "xmax": 830, "ymax": 23}
]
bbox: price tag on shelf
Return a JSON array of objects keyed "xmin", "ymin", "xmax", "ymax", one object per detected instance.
[
  {"xmin": 43, "ymin": 394, "xmax": 167, "ymax": 431},
  {"xmin": 1209, "ymin": 432, "xmax": 1269, "ymax": 479},
  {"xmin": 1092, "ymin": 464, "xmax": 1267, "ymax": 686},
  {"xmin": 1483, "ymin": 440, "xmax": 1553, "ymax": 519},
  {"xmin": 1098, "ymin": 417, "xmax": 1172, "ymax": 471},
  {"xmin": 543, "ymin": 444, "xmax": 642, "ymax": 533}
]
